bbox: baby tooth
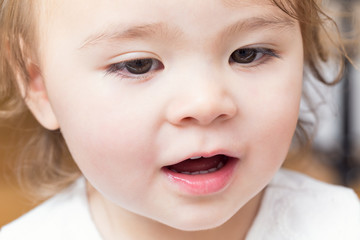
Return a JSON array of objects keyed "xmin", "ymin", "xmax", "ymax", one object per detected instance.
[
  {"xmin": 208, "ymin": 168, "xmax": 217, "ymax": 172},
  {"xmin": 217, "ymin": 162, "xmax": 224, "ymax": 169},
  {"xmin": 181, "ymin": 171, "xmax": 190, "ymax": 175},
  {"xmin": 191, "ymin": 171, "xmax": 200, "ymax": 175},
  {"xmin": 200, "ymin": 170, "xmax": 209, "ymax": 174},
  {"xmin": 190, "ymin": 156, "xmax": 202, "ymax": 160}
]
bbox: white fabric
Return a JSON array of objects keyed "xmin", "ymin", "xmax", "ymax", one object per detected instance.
[
  {"xmin": 0, "ymin": 178, "xmax": 103, "ymax": 240},
  {"xmin": 1, "ymin": 169, "xmax": 359, "ymax": 240},
  {"xmin": 246, "ymin": 169, "xmax": 360, "ymax": 240}
]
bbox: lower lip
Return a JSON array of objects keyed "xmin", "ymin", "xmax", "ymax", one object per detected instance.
[{"xmin": 162, "ymin": 158, "xmax": 238, "ymax": 195}]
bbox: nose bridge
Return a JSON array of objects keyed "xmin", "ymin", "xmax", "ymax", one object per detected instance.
[
  {"xmin": 191, "ymin": 75, "xmax": 228, "ymax": 110},
  {"xmin": 166, "ymin": 65, "xmax": 237, "ymax": 126}
]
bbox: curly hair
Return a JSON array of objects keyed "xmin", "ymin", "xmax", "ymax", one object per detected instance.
[{"xmin": 0, "ymin": 0, "xmax": 346, "ymax": 200}]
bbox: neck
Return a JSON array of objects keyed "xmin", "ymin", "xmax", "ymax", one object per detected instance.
[{"xmin": 87, "ymin": 185, "xmax": 264, "ymax": 240}]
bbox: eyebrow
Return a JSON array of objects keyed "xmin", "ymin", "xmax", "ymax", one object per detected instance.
[
  {"xmin": 79, "ymin": 23, "xmax": 180, "ymax": 49},
  {"xmin": 223, "ymin": 15, "xmax": 296, "ymax": 36},
  {"xmin": 79, "ymin": 15, "xmax": 296, "ymax": 50}
]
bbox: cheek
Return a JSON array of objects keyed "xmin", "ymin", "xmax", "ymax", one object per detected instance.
[
  {"xmin": 256, "ymin": 52, "xmax": 303, "ymax": 139},
  {"xmin": 46, "ymin": 80, "xmax": 159, "ymax": 192},
  {"xmin": 66, "ymin": 108, "xmax": 153, "ymax": 162},
  {"xmin": 60, "ymin": 106, "xmax": 160, "ymax": 204},
  {"xmin": 242, "ymin": 61, "xmax": 303, "ymax": 172}
]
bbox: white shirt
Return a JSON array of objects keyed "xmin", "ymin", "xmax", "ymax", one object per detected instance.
[
  {"xmin": 0, "ymin": 178, "xmax": 102, "ymax": 240},
  {"xmin": 1, "ymin": 169, "xmax": 359, "ymax": 240},
  {"xmin": 246, "ymin": 169, "xmax": 360, "ymax": 240}
]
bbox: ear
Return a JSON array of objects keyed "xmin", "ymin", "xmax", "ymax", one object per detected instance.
[{"xmin": 19, "ymin": 63, "xmax": 60, "ymax": 131}]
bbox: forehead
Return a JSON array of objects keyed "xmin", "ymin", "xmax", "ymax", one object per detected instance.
[
  {"xmin": 41, "ymin": 0, "xmax": 284, "ymax": 24},
  {"xmin": 39, "ymin": 0, "xmax": 293, "ymax": 34},
  {"xmin": 37, "ymin": 0, "xmax": 299, "ymax": 63}
]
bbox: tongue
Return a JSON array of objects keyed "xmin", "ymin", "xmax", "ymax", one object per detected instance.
[{"xmin": 169, "ymin": 155, "xmax": 225, "ymax": 172}]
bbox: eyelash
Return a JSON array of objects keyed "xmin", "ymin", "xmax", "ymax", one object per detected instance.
[
  {"xmin": 105, "ymin": 58, "xmax": 164, "ymax": 81},
  {"xmin": 105, "ymin": 47, "xmax": 279, "ymax": 80},
  {"xmin": 229, "ymin": 47, "xmax": 280, "ymax": 67}
]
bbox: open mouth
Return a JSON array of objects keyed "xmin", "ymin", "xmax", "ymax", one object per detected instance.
[
  {"xmin": 163, "ymin": 154, "xmax": 238, "ymax": 195},
  {"xmin": 166, "ymin": 154, "xmax": 229, "ymax": 175}
]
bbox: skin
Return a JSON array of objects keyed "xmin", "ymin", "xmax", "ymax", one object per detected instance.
[{"xmin": 25, "ymin": 0, "xmax": 304, "ymax": 239}]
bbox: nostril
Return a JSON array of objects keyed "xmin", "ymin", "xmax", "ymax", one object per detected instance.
[
  {"xmin": 175, "ymin": 111, "xmax": 234, "ymax": 126},
  {"xmin": 183, "ymin": 117, "xmax": 193, "ymax": 122},
  {"xmin": 218, "ymin": 113, "xmax": 229, "ymax": 120},
  {"xmin": 177, "ymin": 116, "xmax": 197, "ymax": 125}
]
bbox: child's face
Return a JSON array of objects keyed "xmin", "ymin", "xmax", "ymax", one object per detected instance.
[{"xmin": 35, "ymin": 0, "xmax": 303, "ymax": 230}]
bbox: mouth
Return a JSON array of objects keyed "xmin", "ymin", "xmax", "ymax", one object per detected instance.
[
  {"xmin": 162, "ymin": 154, "xmax": 238, "ymax": 195},
  {"xmin": 166, "ymin": 154, "xmax": 229, "ymax": 175}
]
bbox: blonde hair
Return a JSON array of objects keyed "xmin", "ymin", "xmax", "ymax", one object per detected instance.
[
  {"xmin": 0, "ymin": 1, "xmax": 80, "ymax": 199},
  {"xmin": 0, "ymin": 0, "xmax": 346, "ymax": 200}
]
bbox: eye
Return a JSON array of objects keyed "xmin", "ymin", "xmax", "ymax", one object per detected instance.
[
  {"xmin": 231, "ymin": 48, "xmax": 258, "ymax": 64},
  {"xmin": 229, "ymin": 48, "xmax": 278, "ymax": 65},
  {"xmin": 125, "ymin": 59, "xmax": 153, "ymax": 74},
  {"xmin": 106, "ymin": 58, "xmax": 163, "ymax": 78}
]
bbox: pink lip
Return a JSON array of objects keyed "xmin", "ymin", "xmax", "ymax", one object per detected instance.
[{"xmin": 162, "ymin": 157, "xmax": 238, "ymax": 195}]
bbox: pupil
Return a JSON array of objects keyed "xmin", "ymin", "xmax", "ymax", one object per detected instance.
[{"xmin": 126, "ymin": 59, "xmax": 153, "ymax": 74}]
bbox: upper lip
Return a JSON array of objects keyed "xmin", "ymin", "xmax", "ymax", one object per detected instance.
[{"xmin": 164, "ymin": 149, "xmax": 239, "ymax": 167}]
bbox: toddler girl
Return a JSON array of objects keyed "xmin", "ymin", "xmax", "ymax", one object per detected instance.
[{"xmin": 0, "ymin": 0, "xmax": 359, "ymax": 239}]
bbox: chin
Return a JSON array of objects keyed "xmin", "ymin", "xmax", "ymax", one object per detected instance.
[
  {"xmin": 165, "ymin": 218, "xmax": 228, "ymax": 232},
  {"xmin": 157, "ymin": 208, "xmax": 235, "ymax": 232}
]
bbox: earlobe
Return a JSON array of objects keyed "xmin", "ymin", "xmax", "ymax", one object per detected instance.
[{"xmin": 19, "ymin": 63, "xmax": 60, "ymax": 131}]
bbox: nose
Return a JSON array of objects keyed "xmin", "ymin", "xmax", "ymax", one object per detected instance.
[{"xmin": 166, "ymin": 80, "xmax": 237, "ymax": 126}]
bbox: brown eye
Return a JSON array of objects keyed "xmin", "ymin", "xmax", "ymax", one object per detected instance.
[
  {"xmin": 106, "ymin": 58, "xmax": 164, "ymax": 79},
  {"xmin": 125, "ymin": 59, "xmax": 153, "ymax": 74},
  {"xmin": 230, "ymin": 48, "xmax": 259, "ymax": 64}
]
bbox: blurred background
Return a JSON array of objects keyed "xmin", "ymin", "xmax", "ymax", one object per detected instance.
[{"xmin": 1, "ymin": 0, "xmax": 360, "ymax": 228}]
